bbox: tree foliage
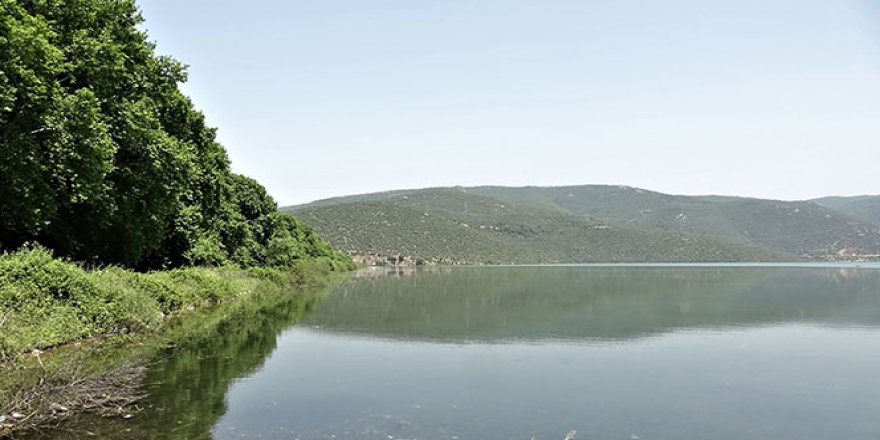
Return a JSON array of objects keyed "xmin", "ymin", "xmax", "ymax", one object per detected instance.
[{"xmin": 0, "ymin": 0, "xmax": 349, "ymax": 269}]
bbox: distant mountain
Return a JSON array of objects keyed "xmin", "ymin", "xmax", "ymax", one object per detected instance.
[
  {"xmin": 283, "ymin": 185, "xmax": 880, "ymax": 263},
  {"xmin": 466, "ymin": 186, "xmax": 880, "ymax": 258},
  {"xmin": 813, "ymin": 195, "xmax": 880, "ymax": 225}
]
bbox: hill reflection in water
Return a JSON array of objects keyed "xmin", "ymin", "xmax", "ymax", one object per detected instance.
[{"xmin": 304, "ymin": 266, "xmax": 880, "ymax": 343}]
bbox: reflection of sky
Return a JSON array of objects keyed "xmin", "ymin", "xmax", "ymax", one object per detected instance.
[{"xmin": 215, "ymin": 326, "xmax": 880, "ymax": 440}]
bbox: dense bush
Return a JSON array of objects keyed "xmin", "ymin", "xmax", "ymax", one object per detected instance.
[
  {"xmin": 0, "ymin": 246, "xmax": 347, "ymax": 359},
  {"xmin": 0, "ymin": 0, "xmax": 353, "ymax": 360},
  {"xmin": 0, "ymin": 0, "xmax": 350, "ymax": 270}
]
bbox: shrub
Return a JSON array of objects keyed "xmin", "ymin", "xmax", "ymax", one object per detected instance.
[
  {"xmin": 0, "ymin": 243, "xmax": 346, "ymax": 360},
  {"xmin": 91, "ymin": 268, "xmax": 162, "ymax": 333},
  {"xmin": 0, "ymin": 247, "xmax": 109, "ymax": 353}
]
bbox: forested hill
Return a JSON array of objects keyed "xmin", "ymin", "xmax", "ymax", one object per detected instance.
[
  {"xmin": 813, "ymin": 196, "xmax": 880, "ymax": 225},
  {"xmin": 283, "ymin": 185, "xmax": 880, "ymax": 264},
  {"xmin": 0, "ymin": 0, "xmax": 348, "ymax": 269}
]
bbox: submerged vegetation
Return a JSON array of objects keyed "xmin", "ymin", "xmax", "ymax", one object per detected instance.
[
  {"xmin": 1, "ymin": 267, "xmax": 334, "ymax": 437},
  {"xmin": 0, "ymin": 246, "xmax": 346, "ymax": 437}
]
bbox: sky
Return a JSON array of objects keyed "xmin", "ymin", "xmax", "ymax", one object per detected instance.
[{"xmin": 137, "ymin": 0, "xmax": 880, "ymax": 206}]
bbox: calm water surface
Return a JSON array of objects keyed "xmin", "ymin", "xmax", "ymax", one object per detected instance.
[{"xmin": 47, "ymin": 265, "xmax": 880, "ymax": 439}]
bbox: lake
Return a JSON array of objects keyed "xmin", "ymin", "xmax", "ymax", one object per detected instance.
[{"xmin": 39, "ymin": 265, "xmax": 880, "ymax": 439}]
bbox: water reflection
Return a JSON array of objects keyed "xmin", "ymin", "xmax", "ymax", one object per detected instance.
[
  {"xmin": 22, "ymin": 288, "xmax": 328, "ymax": 440},
  {"xmin": 307, "ymin": 266, "xmax": 880, "ymax": 342},
  {"xmin": 24, "ymin": 266, "xmax": 880, "ymax": 440},
  {"xmin": 210, "ymin": 266, "xmax": 880, "ymax": 440}
]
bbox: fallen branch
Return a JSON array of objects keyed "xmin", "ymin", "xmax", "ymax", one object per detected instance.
[{"xmin": 0, "ymin": 359, "xmax": 147, "ymax": 436}]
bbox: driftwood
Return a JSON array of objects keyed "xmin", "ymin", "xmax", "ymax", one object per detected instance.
[{"xmin": 0, "ymin": 359, "xmax": 147, "ymax": 436}]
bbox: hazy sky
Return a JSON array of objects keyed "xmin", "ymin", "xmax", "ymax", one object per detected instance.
[{"xmin": 138, "ymin": 0, "xmax": 880, "ymax": 205}]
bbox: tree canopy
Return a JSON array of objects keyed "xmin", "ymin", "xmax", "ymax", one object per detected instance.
[{"xmin": 0, "ymin": 0, "xmax": 348, "ymax": 269}]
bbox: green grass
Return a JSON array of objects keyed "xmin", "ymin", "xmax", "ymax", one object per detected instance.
[
  {"xmin": 0, "ymin": 260, "xmax": 335, "ymax": 437},
  {"xmin": 0, "ymin": 246, "xmax": 347, "ymax": 360}
]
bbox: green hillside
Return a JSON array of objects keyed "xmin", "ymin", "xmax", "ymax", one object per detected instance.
[
  {"xmin": 290, "ymin": 201, "xmax": 550, "ymax": 264},
  {"xmin": 284, "ymin": 185, "xmax": 880, "ymax": 263},
  {"xmin": 468, "ymin": 186, "xmax": 880, "ymax": 258},
  {"xmin": 286, "ymin": 187, "xmax": 787, "ymax": 263},
  {"xmin": 813, "ymin": 196, "xmax": 880, "ymax": 225}
]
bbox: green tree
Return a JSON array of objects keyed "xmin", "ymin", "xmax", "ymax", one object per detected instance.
[{"xmin": 0, "ymin": 0, "xmax": 350, "ymax": 270}]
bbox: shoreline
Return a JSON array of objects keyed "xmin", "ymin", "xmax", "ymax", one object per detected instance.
[{"xmin": 0, "ymin": 255, "xmax": 346, "ymax": 437}]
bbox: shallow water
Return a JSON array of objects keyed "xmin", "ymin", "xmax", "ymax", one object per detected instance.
[{"xmin": 37, "ymin": 265, "xmax": 880, "ymax": 439}]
